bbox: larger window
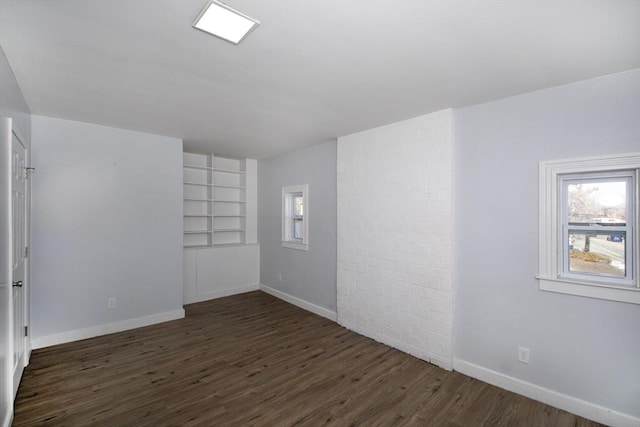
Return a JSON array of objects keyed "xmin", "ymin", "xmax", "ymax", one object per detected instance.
[{"xmin": 539, "ymin": 153, "xmax": 639, "ymax": 304}]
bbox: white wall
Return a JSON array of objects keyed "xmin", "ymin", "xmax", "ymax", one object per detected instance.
[
  {"xmin": 337, "ymin": 110, "xmax": 454, "ymax": 370},
  {"xmin": 454, "ymin": 69, "xmax": 640, "ymax": 424},
  {"xmin": 258, "ymin": 141, "xmax": 337, "ymax": 316},
  {"xmin": 30, "ymin": 116, "xmax": 184, "ymax": 347},
  {"xmin": 0, "ymin": 48, "xmax": 29, "ymax": 143}
]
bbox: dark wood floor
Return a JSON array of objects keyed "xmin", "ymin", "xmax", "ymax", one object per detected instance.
[{"xmin": 14, "ymin": 291, "xmax": 603, "ymax": 426}]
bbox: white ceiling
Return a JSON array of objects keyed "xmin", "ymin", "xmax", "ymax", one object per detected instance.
[{"xmin": 0, "ymin": 0, "xmax": 639, "ymax": 159}]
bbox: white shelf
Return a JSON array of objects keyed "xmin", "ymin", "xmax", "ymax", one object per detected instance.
[
  {"xmin": 214, "ymin": 184, "xmax": 246, "ymax": 189},
  {"xmin": 184, "ymin": 164, "xmax": 212, "ymax": 170},
  {"xmin": 184, "ymin": 182, "xmax": 213, "ymax": 187},
  {"xmin": 213, "ymin": 167, "xmax": 245, "ymax": 174},
  {"xmin": 184, "ymin": 152, "xmax": 248, "ymax": 247}
]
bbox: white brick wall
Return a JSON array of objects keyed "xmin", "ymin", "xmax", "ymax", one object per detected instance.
[{"xmin": 337, "ymin": 109, "xmax": 454, "ymax": 370}]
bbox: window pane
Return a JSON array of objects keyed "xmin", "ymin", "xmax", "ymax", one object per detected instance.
[
  {"xmin": 293, "ymin": 218, "xmax": 303, "ymax": 240},
  {"xmin": 568, "ymin": 231, "xmax": 625, "ymax": 277},
  {"xmin": 567, "ymin": 180, "xmax": 626, "ymax": 224},
  {"xmin": 294, "ymin": 195, "xmax": 304, "ymax": 216}
]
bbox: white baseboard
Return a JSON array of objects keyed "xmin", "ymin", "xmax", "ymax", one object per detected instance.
[
  {"xmin": 454, "ymin": 358, "xmax": 639, "ymax": 427},
  {"xmin": 24, "ymin": 338, "xmax": 31, "ymax": 367},
  {"xmin": 31, "ymin": 309, "xmax": 185, "ymax": 350},
  {"xmin": 1, "ymin": 412, "xmax": 11, "ymax": 427},
  {"xmin": 184, "ymin": 284, "xmax": 259, "ymax": 305},
  {"xmin": 259, "ymin": 284, "xmax": 337, "ymax": 321}
]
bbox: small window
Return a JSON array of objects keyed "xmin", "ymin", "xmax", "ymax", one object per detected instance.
[
  {"xmin": 282, "ymin": 185, "xmax": 308, "ymax": 250},
  {"xmin": 538, "ymin": 153, "xmax": 639, "ymax": 304}
]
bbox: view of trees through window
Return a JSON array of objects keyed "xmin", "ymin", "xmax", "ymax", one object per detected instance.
[
  {"xmin": 566, "ymin": 180, "xmax": 627, "ymax": 278},
  {"xmin": 292, "ymin": 194, "xmax": 303, "ymax": 240},
  {"xmin": 567, "ymin": 181, "xmax": 626, "ymax": 223}
]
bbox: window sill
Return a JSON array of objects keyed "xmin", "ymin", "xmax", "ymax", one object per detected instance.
[
  {"xmin": 538, "ymin": 276, "xmax": 640, "ymax": 304},
  {"xmin": 282, "ymin": 241, "xmax": 308, "ymax": 251}
]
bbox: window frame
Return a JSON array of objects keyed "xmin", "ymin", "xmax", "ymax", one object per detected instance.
[
  {"xmin": 291, "ymin": 193, "xmax": 304, "ymax": 240},
  {"xmin": 560, "ymin": 171, "xmax": 634, "ymax": 286},
  {"xmin": 538, "ymin": 153, "xmax": 640, "ymax": 305},
  {"xmin": 282, "ymin": 184, "xmax": 308, "ymax": 251}
]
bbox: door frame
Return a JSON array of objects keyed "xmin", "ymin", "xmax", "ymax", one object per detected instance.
[
  {"xmin": 10, "ymin": 123, "xmax": 30, "ymax": 397},
  {"xmin": 0, "ymin": 117, "xmax": 31, "ymax": 426}
]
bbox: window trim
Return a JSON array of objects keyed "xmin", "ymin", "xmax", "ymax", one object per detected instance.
[
  {"xmin": 282, "ymin": 184, "xmax": 308, "ymax": 251},
  {"xmin": 538, "ymin": 153, "xmax": 640, "ymax": 304}
]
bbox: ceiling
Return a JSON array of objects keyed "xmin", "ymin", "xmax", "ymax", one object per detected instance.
[{"xmin": 0, "ymin": 0, "xmax": 639, "ymax": 159}]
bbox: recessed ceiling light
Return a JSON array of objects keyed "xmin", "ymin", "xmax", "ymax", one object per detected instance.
[{"xmin": 193, "ymin": 0, "xmax": 260, "ymax": 45}]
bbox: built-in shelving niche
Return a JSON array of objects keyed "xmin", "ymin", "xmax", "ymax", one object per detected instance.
[{"xmin": 183, "ymin": 152, "xmax": 249, "ymax": 248}]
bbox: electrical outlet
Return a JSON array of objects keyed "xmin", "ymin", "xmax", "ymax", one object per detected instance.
[
  {"xmin": 276, "ymin": 273, "xmax": 282, "ymax": 282},
  {"xmin": 518, "ymin": 346, "xmax": 530, "ymax": 364},
  {"xmin": 107, "ymin": 297, "xmax": 116, "ymax": 309}
]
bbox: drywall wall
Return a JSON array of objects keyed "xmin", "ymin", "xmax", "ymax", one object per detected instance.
[
  {"xmin": 258, "ymin": 141, "xmax": 337, "ymax": 315},
  {"xmin": 0, "ymin": 47, "xmax": 29, "ymax": 142},
  {"xmin": 454, "ymin": 69, "xmax": 640, "ymax": 421},
  {"xmin": 0, "ymin": 44, "xmax": 30, "ymax": 427},
  {"xmin": 337, "ymin": 110, "xmax": 454, "ymax": 370},
  {"xmin": 30, "ymin": 115, "xmax": 184, "ymax": 346}
]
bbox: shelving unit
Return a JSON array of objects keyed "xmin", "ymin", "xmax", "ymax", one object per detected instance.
[{"xmin": 183, "ymin": 152, "xmax": 247, "ymax": 247}]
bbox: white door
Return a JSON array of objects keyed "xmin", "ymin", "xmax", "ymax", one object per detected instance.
[
  {"xmin": 1, "ymin": 118, "xmax": 12, "ymax": 427},
  {"xmin": 11, "ymin": 131, "xmax": 27, "ymax": 398}
]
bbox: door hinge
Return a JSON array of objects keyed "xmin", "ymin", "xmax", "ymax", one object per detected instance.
[
  {"xmin": 25, "ymin": 246, "xmax": 29, "ymax": 258},
  {"xmin": 24, "ymin": 326, "xmax": 28, "ymax": 337},
  {"xmin": 24, "ymin": 166, "xmax": 35, "ymax": 179}
]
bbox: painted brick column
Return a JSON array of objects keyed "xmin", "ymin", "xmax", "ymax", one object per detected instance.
[{"xmin": 337, "ymin": 109, "xmax": 454, "ymax": 369}]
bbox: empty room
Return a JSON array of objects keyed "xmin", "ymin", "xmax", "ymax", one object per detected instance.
[{"xmin": 1, "ymin": 0, "xmax": 639, "ymax": 426}]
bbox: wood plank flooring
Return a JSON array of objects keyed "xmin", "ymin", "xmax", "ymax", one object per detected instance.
[{"xmin": 14, "ymin": 292, "xmax": 603, "ymax": 426}]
